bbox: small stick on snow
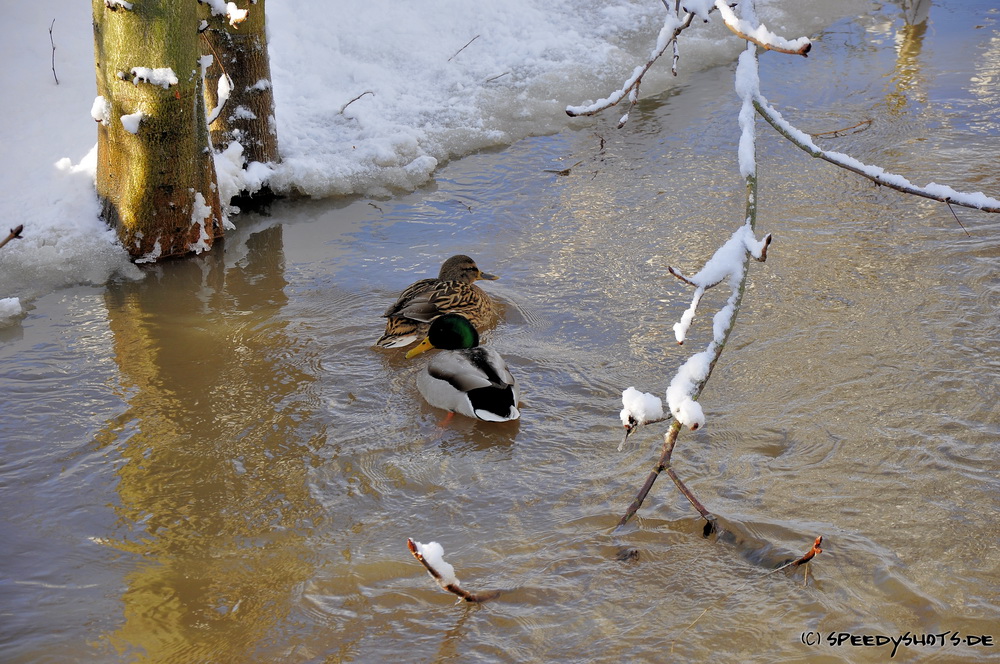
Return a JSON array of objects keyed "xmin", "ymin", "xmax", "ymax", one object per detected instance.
[
  {"xmin": 49, "ymin": 19, "xmax": 59, "ymax": 85},
  {"xmin": 448, "ymin": 35, "xmax": 479, "ymax": 62}
]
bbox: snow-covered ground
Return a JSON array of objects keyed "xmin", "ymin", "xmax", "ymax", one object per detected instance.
[{"xmin": 0, "ymin": 0, "xmax": 866, "ymax": 318}]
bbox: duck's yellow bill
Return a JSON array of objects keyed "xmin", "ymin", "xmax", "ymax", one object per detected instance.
[{"xmin": 405, "ymin": 337, "xmax": 435, "ymax": 359}]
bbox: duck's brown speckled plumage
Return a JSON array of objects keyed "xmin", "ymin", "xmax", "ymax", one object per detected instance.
[{"xmin": 376, "ymin": 255, "xmax": 498, "ymax": 349}]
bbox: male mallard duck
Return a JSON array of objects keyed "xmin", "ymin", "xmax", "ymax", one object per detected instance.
[
  {"xmin": 376, "ymin": 255, "xmax": 499, "ymax": 349},
  {"xmin": 405, "ymin": 313, "xmax": 520, "ymax": 422}
]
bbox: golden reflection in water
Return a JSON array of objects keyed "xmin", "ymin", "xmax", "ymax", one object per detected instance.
[
  {"xmin": 93, "ymin": 226, "xmax": 325, "ymax": 662},
  {"xmin": 885, "ymin": 0, "xmax": 930, "ymax": 115}
]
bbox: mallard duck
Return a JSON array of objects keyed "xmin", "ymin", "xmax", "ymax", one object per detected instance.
[
  {"xmin": 376, "ymin": 255, "xmax": 499, "ymax": 349},
  {"xmin": 405, "ymin": 313, "xmax": 520, "ymax": 422}
]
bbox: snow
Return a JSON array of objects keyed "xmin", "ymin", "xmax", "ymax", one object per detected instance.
[
  {"xmin": 0, "ymin": 297, "xmax": 22, "ymax": 323},
  {"xmin": 90, "ymin": 96, "xmax": 110, "ymax": 126},
  {"xmin": 120, "ymin": 111, "xmax": 144, "ymax": 134},
  {"xmin": 620, "ymin": 387, "xmax": 664, "ymax": 429},
  {"xmin": 735, "ymin": 46, "xmax": 758, "ymax": 178},
  {"xmin": 130, "ymin": 67, "xmax": 178, "ymax": 89},
  {"xmin": 187, "ymin": 192, "xmax": 214, "ymax": 254},
  {"xmin": 208, "ymin": 71, "xmax": 232, "ymax": 125},
  {"xmin": 412, "ymin": 540, "xmax": 460, "ymax": 586},
  {"xmin": 0, "ymin": 0, "xmax": 959, "ymax": 320}
]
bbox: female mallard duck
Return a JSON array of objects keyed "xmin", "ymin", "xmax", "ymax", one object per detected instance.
[
  {"xmin": 376, "ymin": 255, "xmax": 499, "ymax": 349},
  {"xmin": 405, "ymin": 313, "xmax": 520, "ymax": 422}
]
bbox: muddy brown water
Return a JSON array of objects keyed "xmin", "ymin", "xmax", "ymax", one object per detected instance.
[{"xmin": 2, "ymin": 2, "xmax": 999, "ymax": 662}]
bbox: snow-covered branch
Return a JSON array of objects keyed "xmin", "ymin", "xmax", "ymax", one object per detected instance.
[
  {"xmin": 754, "ymin": 95, "xmax": 1000, "ymax": 213},
  {"xmin": 616, "ymin": 40, "xmax": 766, "ymax": 531},
  {"xmin": 713, "ymin": 0, "xmax": 811, "ymax": 56},
  {"xmin": 407, "ymin": 538, "xmax": 500, "ymax": 603},
  {"xmin": 565, "ymin": 10, "xmax": 696, "ymax": 124}
]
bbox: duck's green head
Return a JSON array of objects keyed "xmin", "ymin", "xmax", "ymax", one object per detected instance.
[{"xmin": 405, "ymin": 313, "xmax": 480, "ymax": 358}]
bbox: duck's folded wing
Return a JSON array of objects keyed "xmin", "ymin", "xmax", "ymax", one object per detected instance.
[{"xmin": 427, "ymin": 352, "xmax": 496, "ymax": 392}]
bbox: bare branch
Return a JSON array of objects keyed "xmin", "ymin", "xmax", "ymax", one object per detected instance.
[
  {"xmin": 339, "ymin": 90, "xmax": 374, "ymax": 114},
  {"xmin": 811, "ymin": 118, "xmax": 872, "ymax": 138},
  {"xmin": 0, "ymin": 225, "xmax": 24, "ymax": 251},
  {"xmin": 448, "ymin": 35, "xmax": 479, "ymax": 62},
  {"xmin": 49, "ymin": 19, "xmax": 59, "ymax": 85}
]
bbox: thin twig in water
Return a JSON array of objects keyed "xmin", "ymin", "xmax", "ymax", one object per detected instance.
[
  {"xmin": 946, "ymin": 201, "xmax": 971, "ymax": 236},
  {"xmin": 49, "ymin": 19, "xmax": 59, "ymax": 85},
  {"xmin": 448, "ymin": 35, "xmax": 479, "ymax": 62},
  {"xmin": 485, "ymin": 72, "xmax": 510, "ymax": 83},
  {"xmin": 811, "ymin": 118, "xmax": 872, "ymax": 138}
]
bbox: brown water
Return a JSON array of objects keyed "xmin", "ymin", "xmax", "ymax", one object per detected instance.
[{"xmin": 3, "ymin": 2, "xmax": 999, "ymax": 663}]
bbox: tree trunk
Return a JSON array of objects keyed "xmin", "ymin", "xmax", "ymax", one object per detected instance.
[
  {"xmin": 93, "ymin": 0, "xmax": 224, "ymax": 262},
  {"xmin": 199, "ymin": 0, "xmax": 279, "ymax": 193}
]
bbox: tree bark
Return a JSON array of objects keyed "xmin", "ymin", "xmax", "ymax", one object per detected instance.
[
  {"xmin": 199, "ymin": 0, "xmax": 279, "ymax": 173},
  {"xmin": 93, "ymin": 0, "xmax": 224, "ymax": 262}
]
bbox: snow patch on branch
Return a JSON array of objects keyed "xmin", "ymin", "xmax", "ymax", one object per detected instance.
[
  {"xmin": 411, "ymin": 540, "xmax": 460, "ymax": 587},
  {"xmin": 666, "ymin": 222, "xmax": 769, "ymax": 429},
  {"xmin": 207, "ymin": 72, "xmax": 232, "ymax": 125},
  {"xmin": 735, "ymin": 47, "xmax": 758, "ymax": 178},
  {"xmin": 565, "ymin": 13, "xmax": 684, "ymax": 116},
  {"xmin": 620, "ymin": 387, "xmax": 664, "ymax": 430}
]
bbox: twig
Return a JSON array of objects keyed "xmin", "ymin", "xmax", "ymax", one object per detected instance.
[
  {"xmin": 811, "ymin": 119, "xmax": 872, "ymax": 138},
  {"xmin": 616, "ymin": 420, "xmax": 716, "ymax": 533},
  {"xmin": 946, "ymin": 201, "xmax": 972, "ymax": 236},
  {"xmin": 49, "ymin": 19, "xmax": 59, "ymax": 85},
  {"xmin": 339, "ymin": 90, "xmax": 374, "ymax": 114},
  {"xmin": 448, "ymin": 35, "xmax": 479, "ymax": 62},
  {"xmin": 754, "ymin": 96, "xmax": 1000, "ymax": 212},
  {"xmin": 407, "ymin": 539, "xmax": 500, "ymax": 603},
  {"xmin": 0, "ymin": 225, "xmax": 24, "ymax": 251},
  {"xmin": 485, "ymin": 72, "xmax": 510, "ymax": 83},
  {"xmin": 789, "ymin": 535, "xmax": 823, "ymax": 567}
]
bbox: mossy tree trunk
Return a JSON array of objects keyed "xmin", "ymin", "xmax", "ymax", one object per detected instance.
[
  {"xmin": 199, "ymin": 0, "xmax": 279, "ymax": 194},
  {"xmin": 93, "ymin": 0, "xmax": 224, "ymax": 263}
]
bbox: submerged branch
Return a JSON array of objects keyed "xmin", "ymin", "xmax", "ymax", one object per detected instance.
[{"xmin": 754, "ymin": 96, "xmax": 1000, "ymax": 213}]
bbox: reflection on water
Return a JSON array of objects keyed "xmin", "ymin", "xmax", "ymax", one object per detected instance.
[
  {"xmin": 95, "ymin": 228, "xmax": 326, "ymax": 661},
  {"xmin": 2, "ymin": 2, "xmax": 999, "ymax": 662}
]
